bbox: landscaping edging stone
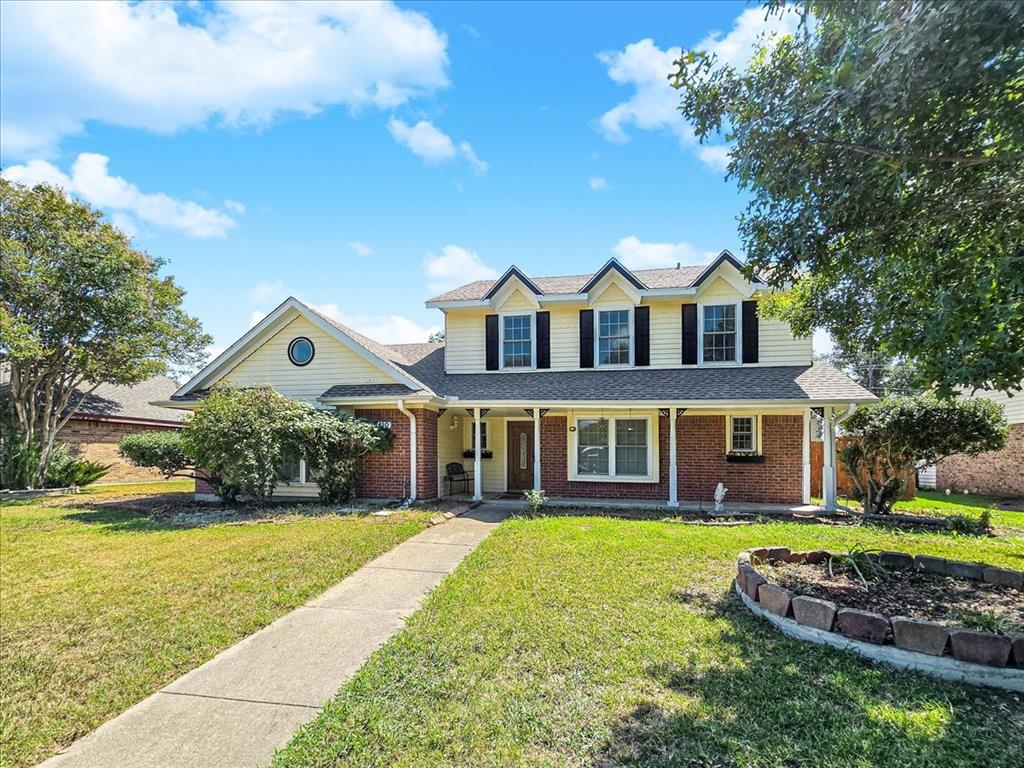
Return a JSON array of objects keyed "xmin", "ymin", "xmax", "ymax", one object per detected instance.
[{"xmin": 734, "ymin": 547, "xmax": 1024, "ymax": 692}]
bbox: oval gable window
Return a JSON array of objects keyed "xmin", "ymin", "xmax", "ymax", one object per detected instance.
[{"xmin": 288, "ymin": 337, "xmax": 315, "ymax": 366}]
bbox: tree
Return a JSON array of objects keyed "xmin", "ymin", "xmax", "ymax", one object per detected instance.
[
  {"xmin": 838, "ymin": 394, "xmax": 1008, "ymax": 515},
  {"xmin": 0, "ymin": 179, "xmax": 209, "ymax": 486},
  {"xmin": 672, "ymin": 1, "xmax": 1024, "ymax": 396},
  {"xmin": 826, "ymin": 342, "xmax": 919, "ymax": 398},
  {"xmin": 298, "ymin": 410, "xmax": 394, "ymax": 503},
  {"xmin": 181, "ymin": 387, "xmax": 308, "ymax": 507}
]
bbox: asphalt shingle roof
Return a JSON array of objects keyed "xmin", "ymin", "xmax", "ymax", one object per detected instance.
[{"xmin": 428, "ymin": 265, "xmax": 710, "ymax": 303}]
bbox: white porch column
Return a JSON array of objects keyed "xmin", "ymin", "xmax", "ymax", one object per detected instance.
[
  {"xmin": 532, "ymin": 407, "xmax": 542, "ymax": 491},
  {"xmin": 668, "ymin": 407, "xmax": 679, "ymax": 507},
  {"xmin": 801, "ymin": 409, "xmax": 811, "ymax": 504},
  {"xmin": 473, "ymin": 407, "xmax": 483, "ymax": 501},
  {"xmin": 823, "ymin": 405, "xmax": 837, "ymax": 511}
]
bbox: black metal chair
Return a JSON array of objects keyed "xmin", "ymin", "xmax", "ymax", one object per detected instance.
[{"xmin": 444, "ymin": 462, "xmax": 473, "ymax": 495}]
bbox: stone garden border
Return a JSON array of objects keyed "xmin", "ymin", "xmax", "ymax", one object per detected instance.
[{"xmin": 735, "ymin": 547, "xmax": 1024, "ymax": 692}]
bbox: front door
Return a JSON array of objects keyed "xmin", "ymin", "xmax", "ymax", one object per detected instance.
[{"xmin": 507, "ymin": 421, "xmax": 534, "ymax": 491}]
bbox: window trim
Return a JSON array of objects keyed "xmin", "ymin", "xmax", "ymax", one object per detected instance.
[
  {"xmin": 594, "ymin": 306, "xmax": 634, "ymax": 368},
  {"xmin": 287, "ymin": 336, "xmax": 316, "ymax": 367},
  {"xmin": 278, "ymin": 452, "xmax": 317, "ymax": 486},
  {"xmin": 468, "ymin": 419, "xmax": 490, "ymax": 451},
  {"xmin": 567, "ymin": 412, "xmax": 658, "ymax": 483},
  {"xmin": 498, "ymin": 311, "xmax": 536, "ymax": 370},
  {"xmin": 697, "ymin": 301, "xmax": 742, "ymax": 366},
  {"xmin": 727, "ymin": 414, "xmax": 762, "ymax": 455}
]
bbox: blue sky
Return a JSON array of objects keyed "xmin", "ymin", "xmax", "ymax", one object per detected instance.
[{"xmin": 1, "ymin": 1, "xmax": 820, "ymax": 360}]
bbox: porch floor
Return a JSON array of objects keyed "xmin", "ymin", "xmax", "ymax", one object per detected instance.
[{"xmin": 442, "ymin": 493, "xmax": 825, "ymax": 516}]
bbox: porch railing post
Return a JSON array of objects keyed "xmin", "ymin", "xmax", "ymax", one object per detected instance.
[
  {"xmin": 473, "ymin": 407, "xmax": 483, "ymax": 501},
  {"xmin": 668, "ymin": 406, "xmax": 679, "ymax": 507},
  {"xmin": 533, "ymin": 407, "xmax": 541, "ymax": 492}
]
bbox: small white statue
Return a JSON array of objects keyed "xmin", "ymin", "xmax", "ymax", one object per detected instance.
[{"xmin": 714, "ymin": 482, "xmax": 727, "ymax": 514}]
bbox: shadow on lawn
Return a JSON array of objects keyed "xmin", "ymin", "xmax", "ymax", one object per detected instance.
[{"xmin": 591, "ymin": 590, "xmax": 1024, "ymax": 768}]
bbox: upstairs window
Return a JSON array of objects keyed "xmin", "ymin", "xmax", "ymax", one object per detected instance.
[
  {"xmin": 597, "ymin": 309, "xmax": 631, "ymax": 366},
  {"xmin": 702, "ymin": 304, "xmax": 737, "ymax": 363},
  {"xmin": 288, "ymin": 336, "xmax": 315, "ymax": 366},
  {"xmin": 501, "ymin": 314, "xmax": 533, "ymax": 368}
]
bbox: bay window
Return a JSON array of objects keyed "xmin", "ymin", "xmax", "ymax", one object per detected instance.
[{"xmin": 573, "ymin": 415, "xmax": 652, "ymax": 480}]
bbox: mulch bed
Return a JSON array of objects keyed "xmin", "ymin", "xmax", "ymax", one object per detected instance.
[{"xmin": 767, "ymin": 560, "xmax": 1024, "ymax": 630}]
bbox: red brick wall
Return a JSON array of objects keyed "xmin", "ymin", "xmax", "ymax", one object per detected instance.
[
  {"xmin": 354, "ymin": 407, "xmax": 438, "ymax": 501},
  {"xmin": 539, "ymin": 413, "xmax": 802, "ymax": 504},
  {"xmin": 936, "ymin": 422, "xmax": 1024, "ymax": 495},
  {"xmin": 60, "ymin": 417, "xmax": 182, "ymax": 484},
  {"xmin": 680, "ymin": 415, "xmax": 802, "ymax": 503}
]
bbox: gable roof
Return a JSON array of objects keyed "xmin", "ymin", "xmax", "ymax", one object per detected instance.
[
  {"xmin": 481, "ymin": 265, "xmax": 544, "ymax": 300},
  {"xmin": 172, "ymin": 297, "xmax": 427, "ymax": 400},
  {"xmin": 426, "ymin": 251, "xmax": 763, "ymax": 303}
]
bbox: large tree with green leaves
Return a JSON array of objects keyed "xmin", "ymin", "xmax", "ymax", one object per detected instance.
[
  {"xmin": 0, "ymin": 179, "xmax": 209, "ymax": 487},
  {"xmin": 672, "ymin": 1, "xmax": 1023, "ymax": 396}
]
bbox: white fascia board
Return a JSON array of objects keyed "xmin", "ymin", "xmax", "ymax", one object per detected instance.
[
  {"xmin": 173, "ymin": 297, "xmax": 303, "ymax": 397},
  {"xmin": 318, "ymin": 395, "xmax": 440, "ymax": 407}
]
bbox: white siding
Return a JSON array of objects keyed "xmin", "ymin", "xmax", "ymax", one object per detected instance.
[
  {"xmin": 496, "ymin": 289, "xmax": 536, "ymax": 312},
  {"xmin": 445, "ymin": 309, "xmax": 487, "ymax": 373},
  {"xmin": 962, "ymin": 386, "xmax": 1024, "ymax": 424},
  {"xmin": 221, "ymin": 315, "xmax": 396, "ymax": 403}
]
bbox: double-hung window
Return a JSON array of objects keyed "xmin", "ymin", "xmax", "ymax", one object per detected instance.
[
  {"xmin": 469, "ymin": 421, "xmax": 489, "ymax": 451},
  {"xmin": 728, "ymin": 416, "xmax": 757, "ymax": 454},
  {"xmin": 597, "ymin": 309, "xmax": 631, "ymax": 366},
  {"xmin": 277, "ymin": 448, "xmax": 316, "ymax": 484},
  {"xmin": 702, "ymin": 304, "xmax": 738, "ymax": 363},
  {"xmin": 574, "ymin": 416, "xmax": 650, "ymax": 479},
  {"xmin": 501, "ymin": 314, "xmax": 533, "ymax": 368}
]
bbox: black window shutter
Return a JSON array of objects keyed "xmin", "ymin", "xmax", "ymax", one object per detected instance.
[
  {"xmin": 742, "ymin": 301, "xmax": 759, "ymax": 364},
  {"xmin": 485, "ymin": 314, "xmax": 499, "ymax": 370},
  {"xmin": 579, "ymin": 309, "xmax": 594, "ymax": 368},
  {"xmin": 681, "ymin": 304, "xmax": 697, "ymax": 364},
  {"xmin": 536, "ymin": 311, "xmax": 550, "ymax": 369},
  {"xmin": 634, "ymin": 306, "xmax": 650, "ymax": 366}
]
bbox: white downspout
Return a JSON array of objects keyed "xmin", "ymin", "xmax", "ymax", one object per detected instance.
[{"xmin": 396, "ymin": 400, "xmax": 417, "ymax": 503}]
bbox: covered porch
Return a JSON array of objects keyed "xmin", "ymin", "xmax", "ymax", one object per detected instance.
[{"xmin": 435, "ymin": 402, "xmax": 852, "ymax": 511}]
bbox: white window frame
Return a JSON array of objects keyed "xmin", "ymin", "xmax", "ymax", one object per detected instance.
[
  {"xmin": 697, "ymin": 300, "xmax": 742, "ymax": 366},
  {"xmin": 594, "ymin": 306, "xmax": 634, "ymax": 368},
  {"xmin": 568, "ymin": 412, "xmax": 658, "ymax": 483},
  {"xmin": 278, "ymin": 453, "xmax": 317, "ymax": 485},
  {"xmin": 727, "ymin": 414, "xmax": 762, "ymax": 455},
  {"xmin": 468, "ymin": 420, "xmax": 490, "ymax": 451},
  {"xmin": 498, "ymin": 311, "xmax": 536, "ymax": 370}
]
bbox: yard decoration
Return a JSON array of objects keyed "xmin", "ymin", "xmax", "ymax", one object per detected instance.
[
  {"xmin": 671, "ymin": 1, "xmax": 1024, "ymax": 396},
  {"xmin": 0, "ymin": 179, "xmax": 209, "ymax": 488},
  {"xmin": 838, "ymin": 395, "xmax": 1007, "ymax": 515}
]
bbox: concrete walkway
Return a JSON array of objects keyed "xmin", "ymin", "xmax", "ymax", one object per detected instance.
[{"xmin": 40, "ymin": 505, "xmax": 507, "ymax": 768}]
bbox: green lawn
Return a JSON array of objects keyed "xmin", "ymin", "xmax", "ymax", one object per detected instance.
[
  {"xmin": 0, "ymin": 482, "xmax": 434, "ymax": 768},
  {"xmin": 276, "ymin": 516, "xmax": 1024, "ymax": 768},
  {"xmin": 893, "ymin": 490, "xmax": 1024, "ymax": 529}
]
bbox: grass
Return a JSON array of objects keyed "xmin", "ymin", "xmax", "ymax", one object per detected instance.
[
  {"xmin": 276, "ymin": 516, "xmax": 1024, "ymax": 768},
  {"xmin": 892, "ymin": 490, "xmax": 1024, "ymax": 529},
  {"xmin": 0, "ymin": 482, "xmax": 434, "ymax": 768}
]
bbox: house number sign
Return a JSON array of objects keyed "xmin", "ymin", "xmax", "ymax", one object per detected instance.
[{"xmin": 376, "ymin": 420, "xmax": 392, "ymax": 429}]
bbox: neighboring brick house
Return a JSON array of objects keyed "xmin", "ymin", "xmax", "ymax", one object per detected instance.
[
  {"xmin": 934, "ymin": 386, "xmax": 1024, "ymax": 496},
  {"xmin": 57, "ymin": 377, "xmax": 187, "ymax": 483},
  {"xmin": 161, "ymin": 252, "xmax": 875, "ymax": 507}
]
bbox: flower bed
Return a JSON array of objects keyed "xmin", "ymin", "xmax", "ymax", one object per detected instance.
[{"xmin": 735, "ymin": 547, "xmax": 1024, "ymax": 690}]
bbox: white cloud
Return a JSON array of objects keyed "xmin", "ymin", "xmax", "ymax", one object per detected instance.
[
  {"xmin": 424, "ymin": 244, "xmax": 498, "ymax": 294},
  {"xmin": 3, "ymin": 153, "xmax": 237, "ymax": 238},
  {"xmin": 248, "ymin": 280, "xmax": 286, "ymax": 304},
  {"xmin": 311, "ymin": 304, "xmax": 441, "ymax": 344},
  {"xmin": 223, "ymin": 199, "xmax": 246, "ymax": 215},
  {"xmin": 0, "ymin": 1, "xmax": 449, "ymax": 157},
  {"xmin": 348, "ymin": 241, "xmax": 373, "ymax": 257},
  {"xmin": 813, "ymin": 329, "xmax": 834, "ymax": 357},
  {"xmin": 589, "ymin": 176, "xmax": 610, "ymax": 191},
  {"xmin": 595, "ymin": 7, "xmax": 799, "ymax": 167},
  {"xmin": 612, "ymin": 236, "xmax": 716, "ymax": 270},
  {"xmin": 205, "ymin": 344, "xmax": 228, "ymax": 363},
  {"xmin": 250, "ymin": 310, "xmax": 268, "ymax": 327},
  {"xmin": 696, "ymin": 145, "xmax": 731, "ymax": 172},
  {"xmin": 388, "ymin": 119, "xmax": 487, "ymax": 172}
]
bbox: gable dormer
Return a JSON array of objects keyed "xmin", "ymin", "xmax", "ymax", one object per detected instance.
[{"xmin": 580, "ymin": 258, "xmax": 646, "ymax": 305}]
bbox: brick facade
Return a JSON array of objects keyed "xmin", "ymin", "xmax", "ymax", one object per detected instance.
[
  {"xmin": 936, "ymin": 422, "xmax": 1024, "ymax": 496},
  {"xmin": 60, "ymin": 417, "xmax": 182, "ymax": 484},
  {"xmin": 537, "ymin": 413, "xmax": 803, "ymax": 504},
  {"xmin": 354, "ymin": 407, "xmax": 438, "ymax": 501}
]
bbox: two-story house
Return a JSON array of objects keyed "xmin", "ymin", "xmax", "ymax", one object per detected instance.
[{"xmin": 161, "ymin": 252, "xmax": 875, "ymax": 508}]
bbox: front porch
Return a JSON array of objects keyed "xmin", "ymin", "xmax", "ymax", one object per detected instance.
[{"xmin": 434, "ymin": 403, "xmax": 851, "ymax": 510}]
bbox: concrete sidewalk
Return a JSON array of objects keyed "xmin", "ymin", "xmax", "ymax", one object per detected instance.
[{"xmin": 40, "ymin": 505, "xmax": 506, "ymax": 768}]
